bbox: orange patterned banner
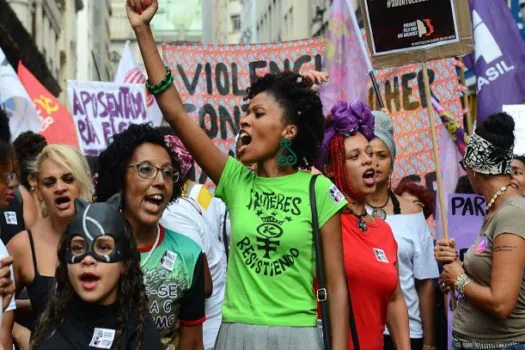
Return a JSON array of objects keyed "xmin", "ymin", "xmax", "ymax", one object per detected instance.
[
  {"xmin": 162, "ymin": 39, "xmax": 462, "ymax": 190},
  {"xmin": 368, "ymin": 58, "xmax": 463, "ymax": 189},
  {"xmin": 162, "ymin": 38, "xmax": 324, "ymax": 184}
]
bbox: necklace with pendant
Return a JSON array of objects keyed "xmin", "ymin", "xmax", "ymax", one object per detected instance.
[
  {"xmin": 486, "ymin": 183, "xmax": 515, "ymax": 213},
  {"xmin": 346, "ymin": 207, "xmax": 368, "ymax": 232},
  {"xmin": 366, "ymin": 192, "xmax": 390, "ymax": 220}
]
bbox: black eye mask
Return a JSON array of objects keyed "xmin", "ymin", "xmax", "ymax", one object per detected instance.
[{"xmin": 65, "ymin": 194, "xmax": 129, "ymax": 264}]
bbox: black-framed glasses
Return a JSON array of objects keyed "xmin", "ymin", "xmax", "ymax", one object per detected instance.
[
  {"xmin": 128, "ymin": 163, "xmax": 180, "ymax": 183},
  {"xmin": 1, "ymin": 172, "xmax": 16, "ymax": 185}
]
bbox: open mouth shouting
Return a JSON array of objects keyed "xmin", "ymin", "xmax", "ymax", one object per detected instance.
[
  {"xmin": 55, "ymin": 195, "xmax": 72, "ymax": 211},
  {"xmin": 363, "ymin": 168, "xmax": 376, "ymax": 186},
  {"xmin": 143, "ymin": 193, "xmax": 165, "ymax": 214},
  {"xmin": 238, "ymin": 130, "xmax": 252, "ymax": 155},
  {"xmin": 79, "ymin": 272, "xmax": 101, "ymax": 291}
]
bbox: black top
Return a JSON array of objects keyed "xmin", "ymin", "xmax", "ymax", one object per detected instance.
[
  {"xmin": 26, "ymin": 230, "xmax": 56, "ymax": 327},
  {"xmin": 0, "ymin": 186, "xmax": 24, "ymax": 244},
  {"xmin": 35, "ymin": 295, "xmax": 162, "ymax": 350}
]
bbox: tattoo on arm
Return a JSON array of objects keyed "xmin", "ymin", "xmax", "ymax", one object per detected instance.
[{"xmin": 493, "ymin": 245, "xmax": 518, "ymax": 252}]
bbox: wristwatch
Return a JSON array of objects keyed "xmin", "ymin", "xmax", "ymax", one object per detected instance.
[{"xmin": 455, "ymin": 272, "xmax": 470, "ymax": 298}]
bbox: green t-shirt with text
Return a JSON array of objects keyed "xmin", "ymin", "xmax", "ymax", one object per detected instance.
[{"xmin": 216, "ymin": 157, "xmax": 347, "ymax": 326}]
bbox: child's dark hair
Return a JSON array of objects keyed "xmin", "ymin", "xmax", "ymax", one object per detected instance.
[
  {"xmin": 95, "ymin": 123, "xmax": 183, "ymax": 202},
  {"xmin": 245, "ymin": 72, "xmax": 324, "ymax": 169},
  {"xmin": 30, "ymin": 224, "xmax": 148, "ymax": 350}
]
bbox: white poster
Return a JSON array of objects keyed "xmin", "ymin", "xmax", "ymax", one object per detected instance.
[
  {"xmin": 67, "ymin": 80, "xmax": 148, "ymax": 156},
  {"xmin": 503, "ymin": 104, "xmax": 525, "ymax": 155}
]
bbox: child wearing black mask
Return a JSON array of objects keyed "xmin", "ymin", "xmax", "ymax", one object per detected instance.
[{"xmin": 30, "ymin": 194, "xmax": 162, "ymax": 349}]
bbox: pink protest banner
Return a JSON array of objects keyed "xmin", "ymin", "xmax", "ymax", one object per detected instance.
[
  {"xmin": 162, "ymin": 40, "xmax": 462, "ymax": 191},
  {"xmin": 162, "ymin": 38, "xmax": 324, "ymax": 184},
  {"xmin": 368, "ymin": 58, "xmax": 463, "ymax": 190}
]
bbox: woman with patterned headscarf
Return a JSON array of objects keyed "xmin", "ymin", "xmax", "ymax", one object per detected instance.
[
  {"xmin": 320, "ymin": 101, "xmax": 410, "ymax": 350},
  {"xmin": 366, "ymin": 110, "xmax": 438, "ymax": 350},
  {"xmin": 435, "ymin": 113, "xmax": 525, "ymax": 349}
]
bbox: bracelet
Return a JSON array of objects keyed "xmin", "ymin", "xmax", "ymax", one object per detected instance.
[
  {"xmin": 145, "ymin": 64, "xmax": 174, "ymax": 96},
  {"xmin": 454, "ymin": 272, "xmax": 470, "ymax": 298}
]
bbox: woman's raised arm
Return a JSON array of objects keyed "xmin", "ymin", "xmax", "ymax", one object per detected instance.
[{"xmin": 126, "ymin": 0, "xmax": 228, "ymax": 184}]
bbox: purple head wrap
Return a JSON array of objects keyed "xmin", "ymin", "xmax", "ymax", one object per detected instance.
[{"xmin": 319, "ymin": 100, "xmax": 375, "ymax": 166}]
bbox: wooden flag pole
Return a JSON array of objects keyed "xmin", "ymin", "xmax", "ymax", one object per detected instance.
[
  {"xmin": 369, "ymin": 71, "xmax": 385, "ymax": 110},
  {"xmin": 421, "ymin": 62, "xmax": 457, "ymax": 310}
]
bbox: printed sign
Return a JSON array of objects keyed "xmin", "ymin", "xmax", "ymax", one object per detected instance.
[
  {"xmin": 359, "ymin": 0, "xmax": 473, "ymax": 68},
  {"xmin": 89, "ymin": 328, "xmax": 115, "ymax": 349},
  {"xmin": 162, "ymin": 40, "xmax": 463, "ymax": 190},
  {"xmin": 364, "ymin": 0, "xmax": 459, "ymax": 56},
  {"xmin": 367, "ymin": 59, "xmax": 463, "ymax": 189},
  {"xmin": 447, "ymin": 193, "xmax": 485, "ymax": 350},
  {"xmin": 3, "ymin": 212, "xmax": 17, "ymax": 225},
  {"xmin": 67, "ymin": 81, "xmax": 148, "ymax": 156},
  {"xmin": 373, "ymin": 248, "xmax": 389, "ymax": 263}
]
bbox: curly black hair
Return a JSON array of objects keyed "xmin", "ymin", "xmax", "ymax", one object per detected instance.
[
  {"xmin": 0, "ymin": 108, "xmax": 10, "ymax": 143},
  {"xmin": 13, "ymin": 131, "xmax": 47, "ymax": 189},
  {"xmin": 95, "ymin": 123, "xmax": 183, "ymax": 203},
  {"xmin": 245, "ymin": 72, "xmax": 324, "ymax": 169},
  {"xmin": 476, "ymin": 112, "xmax": 515, "ymax": 150},
  {"xmin": 30, "ymin": 224, "xmax": 148, "ymax": 350}
]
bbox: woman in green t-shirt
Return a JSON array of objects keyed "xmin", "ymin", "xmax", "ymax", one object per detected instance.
[{"xmin": 125, "ymin": 2, "xmax": 350, "ymax": 349}]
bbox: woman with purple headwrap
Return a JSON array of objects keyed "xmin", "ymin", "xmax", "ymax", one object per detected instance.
[{"xmin": 320, "ymin": 100, "xmax": 410, "ymax": 350}]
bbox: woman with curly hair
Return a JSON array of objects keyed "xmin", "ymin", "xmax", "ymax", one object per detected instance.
[
  {"xmin": 365, "ymin": 111, "xmax": 438, "ymax": 350},
  {"xmin": 319, "ymin": 101, "xmax": 410, "ymax": 349},
  {"xmin": 7, "ymin": 145, "xmax": 93, "ymax": 347},
  {"xmin": 125, "ymin": 1, "xmax": 349, "ymax": 349},
  {"xmin": 30, "ymin": 194, "xmax": 161, "ymax": 349},
  {"xmin": 95, "ymin": 124, "xmax": 205, "ymax": 349}
]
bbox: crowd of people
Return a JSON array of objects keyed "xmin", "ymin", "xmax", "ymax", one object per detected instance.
[{"xmin": 0, "ymin": 1, "xmax": 523, "ymax": 349}]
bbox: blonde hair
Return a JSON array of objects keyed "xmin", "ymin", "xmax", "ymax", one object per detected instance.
[{"xmin": 33, "ymin": 145, "xmax": 93, "ymax": 202}]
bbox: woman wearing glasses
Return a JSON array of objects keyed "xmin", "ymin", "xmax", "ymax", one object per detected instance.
[
  {"xmin": 95, "ymin": 124, "xmax": 205, "ymax": 349},
  {"xmin": 8, "ymin": 145, "xmax": 93, "ymax": 348}
]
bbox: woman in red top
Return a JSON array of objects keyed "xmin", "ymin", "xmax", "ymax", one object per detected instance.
[{"xmin": 320, "ymin": 101, "xmax": 410, "ymax": 350}]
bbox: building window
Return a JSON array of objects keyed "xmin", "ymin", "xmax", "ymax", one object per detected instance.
[{"xmin": 231, "ymin": 15, "xmax": 241, "ymax": 32}]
